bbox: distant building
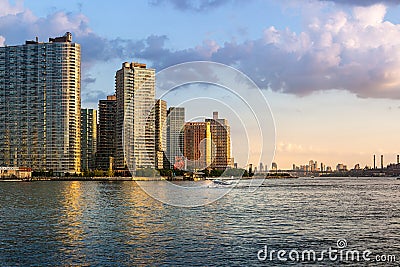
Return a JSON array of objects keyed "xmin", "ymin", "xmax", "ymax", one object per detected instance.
[
  {"xmin": 259, "ymin": 162, "xmax": 264, "ymax": 173},
  {"xmin": 96, "ymin": 95, "xmax": 117, "ymax": 171},
  {"xmin": 0, "ymin": 32, "xmax": 81, "ymax": 174},
  {"xmin": 81, "ymin": 109, "xmax": 97, "ymax": 171},
  {"xmin": 155, "ymin": 99, "xmax": 167, "ymax": 169},
  {"xmin": 166, "ymin": 107, "xmax": 185, "ymax": 169},
  {"xmin": 184, "ymin": 122, "xmax": 212, "ymax": 171},
  {"xmin": 205, "ymin": 111, "xmax": 232, "ymax": 170},
  {"xmin": 271, "ymin": 162, "xmax": 278, "ymax": 171},
  {"xmin": 115, "ymin": 62, "xmax": 155, "ymax": 171},
  {"xmin": 336, "ymin": 163, "xmax": 347, "ymax": 172},
  {"xmin": 309, "ymin": 160, "xmax": 318, "ymax": 172}
]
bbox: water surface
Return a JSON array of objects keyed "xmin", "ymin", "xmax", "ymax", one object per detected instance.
[{"xmin": 0, "ymin": 177, "xmax": 399, "ymax": 266}]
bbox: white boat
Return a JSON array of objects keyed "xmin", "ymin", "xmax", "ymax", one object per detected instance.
[{"xmin": 212, "ymin": 179, "xmax": 233, "ymax": 186}]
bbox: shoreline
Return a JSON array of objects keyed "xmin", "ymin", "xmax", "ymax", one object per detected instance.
[{"xmin": 1, "ymin": 176, "xmax": 399, "ymax": 182}]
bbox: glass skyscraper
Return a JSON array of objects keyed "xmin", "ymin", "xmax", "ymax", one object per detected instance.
[
  {"xmin": 166, "ymin": 107, "xmax": 185, "ymax": 169},
  {"xmin": 0, "ymin": 32, "xmax": 81, "ymax": 174},
  {"xmin": 96, "ymin": 95, "xmax": 117, "ymax": 171}
]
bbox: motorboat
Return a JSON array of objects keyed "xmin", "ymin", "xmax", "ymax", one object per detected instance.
[{"xmin": 212, "ymin": 179, "xmax": 233, "ymax": 186}]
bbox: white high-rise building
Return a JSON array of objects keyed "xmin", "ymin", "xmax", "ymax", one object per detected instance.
[
  {"xmin": 115, "ymin": 62, "xmax": 155, "ymax": 171},
  {"xmin": 0, "ymin": 32, "xmax": 81, "ymax": 174}
]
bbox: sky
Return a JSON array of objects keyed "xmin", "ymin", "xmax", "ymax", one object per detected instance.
[{"xmin": 1, "ymin": 0, "xmax": 400, "ymax": 169}]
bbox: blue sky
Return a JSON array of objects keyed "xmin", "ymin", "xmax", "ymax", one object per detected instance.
[{"xmin": 2, "ymin": 0, "xmax": 400, "ymax": 169}]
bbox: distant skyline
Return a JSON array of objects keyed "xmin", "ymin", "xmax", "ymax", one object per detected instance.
[{"xmin": 1, "ymin": 0, "xmax": 400, "ymax": 169}]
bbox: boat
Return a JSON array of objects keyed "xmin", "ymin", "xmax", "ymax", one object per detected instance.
[{"xmin": 212, "ymin": 179, "xmax": 233, "ymax": 186}]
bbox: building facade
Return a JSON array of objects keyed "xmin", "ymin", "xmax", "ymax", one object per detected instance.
[
  {"xmin": 0, "ymin": 167, "xmax": 32, "ymax": 179},
  {"xmin": 0, "ymin": 32, "xmax": 81, "ymax": 173},
  {"xmin": 205, "ymin": 111, "xmax": 232, "ymax": 170},
  {"xmin": 115, "ymin": 62, "xmax": 155, "ymax": 172},
  {"xmin": 155, "ymin": 99, "xmax": 167, "ymax": 169},
  {"xmin": 96, "ymin": 95, "xmax": 117, "ymax": 171},
  {"xmin": 184, "ymin": 122, "xmax": 212, "ymax": 171},
  {"xmin": 166, "ymin": 107, "xmax": 185, "ymax": 169},
  {"xmin": 81, "ymin": 108, "xmax": 97, "ymax": 171}
]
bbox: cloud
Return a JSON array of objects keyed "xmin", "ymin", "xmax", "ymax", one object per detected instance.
[
  {"xmin": 134, "ymin": 3, "xmax": 400, "ymax": 99},
  {"xmin": 82, "ymin": 76, "xmax": 96, "ymax": 86},
  {"xmin": 81, "ymin": 89, "xmax": 107, "ymax": 106},
  {"xmin": 0, "ymin": 0, "xmax": 24, "ymax": 16},
  {"xmin": 149, "ymin": 0, "xmax": 235, "ymax": 12},
  {"xmin": 151, "ymin": 0, "xmax": 400, "ymax": 10},
  {"xmin": 322, "ymin": 0, "xmax": 400, "ymax": 6},
  {"xmin": 2, "ymin": 0, "xmax": 400, "ymax": 100}
]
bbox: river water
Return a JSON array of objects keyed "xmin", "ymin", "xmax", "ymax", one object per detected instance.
[{"xmin": 0, "ymin": 177, "xmax": 399, "ymax": 266}]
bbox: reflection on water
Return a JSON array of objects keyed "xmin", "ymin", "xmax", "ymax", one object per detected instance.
[
  {"xmin": 58, "ymin": 181, "xmax": 85, "ymax": 264},
  {"xmin": 61, "ymin": 181, "xmax": 84, "ymax": 241},
  {"xmin": 0, "ymin": 178, "xmax": 399, "ymax": 266}
]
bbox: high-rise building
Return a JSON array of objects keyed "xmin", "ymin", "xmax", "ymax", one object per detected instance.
[
  {"xmin": 0, "ymin": 32, "xmax": 81, "ymax": 174},
  {"xmin": 81, "ymin": 109, "xmax": 97, "ymax": 171},
  {"xmin": 155, "ymin": 99, "xmax": 167, "ymax": 169},
  {"xmin": 166, "ymin": 107, "xmax": 185, "ymax": 169},
  {"xmin": 96, "ymin": 95, "xmax": 117, "ymax": 171},
  {"xmin": 115, "ymin": 62, "xmax": 155, "ymax": 171},
  {"xmin": 184, "ymin": 122, "xmax": 212, "ymax": 171},
  {"xmin": 271, "ymin": 162, "xmax": 278, "ymax": 171},
  {"xmin": 259, "ymin": 162, "xmax": 264, "ymax": 173},
  {"xmin": 205, "ymin": 111, "xmax": 232, "ymax": 170}
]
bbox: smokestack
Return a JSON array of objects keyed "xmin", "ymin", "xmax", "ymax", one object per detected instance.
[
  {"xmin": 381, "ymin": 155, "xmax": 384, "ymax": 169},
  {"xmin": 397, "ymin": 155, "xmax": 399, "ymax": 165},
  {"xmin": 373, "ymin": 155, "xmax": 376, "ymax": 169}
]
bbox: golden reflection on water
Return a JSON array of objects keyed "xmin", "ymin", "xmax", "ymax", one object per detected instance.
[
  {"xmin": 123, "ymin": 183, "xmax": 167, "ymax": 263},
  {"xmin": 60, "ymin": 181, "xmax": 84, "ymax": 247}
]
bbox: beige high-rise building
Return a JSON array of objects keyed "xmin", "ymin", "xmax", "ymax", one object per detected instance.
[
  {"xmin": 115, "ymin": 62, "xmax": 155, "ymax": 172},
  {"xmin": 205, "ymin": 112, "xmax": 232, "ymax": 170},
  {"xmin": 184, "ymin": 122, "xmax": 212, "ymax": 171},
  {"xmin": 81, "ymin": 108, "xmax": 97, "ymax": 171},
  {"xmin": 0, "ymin": 32, "xmax": 81, "ymax": 174}
]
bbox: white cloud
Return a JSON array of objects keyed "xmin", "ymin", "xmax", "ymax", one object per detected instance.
[
  {"xmin": 353, "ymin": 4, "xmax": 386, "ymax": 26},
  {"xmin": 209, "ymin": 3, "xmax": 400, "ymax": 99},
  {"xmin": 0, "ymin": 0, "xmax": 24, "ymax": 16},
  {"xmin": 1, "ymin": 0, "xmax": 400, "ymax": 100}
]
